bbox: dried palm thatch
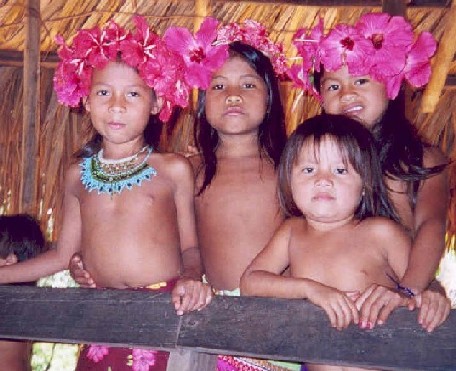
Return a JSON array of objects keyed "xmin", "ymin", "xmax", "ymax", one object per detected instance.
[{"xmin": 0, "ymin": 0, "xmax": 454, "ymax": 245}]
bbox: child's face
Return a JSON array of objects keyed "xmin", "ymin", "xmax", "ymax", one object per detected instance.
[
  {"xmin": 204, "ymin": 56, "xmax": 268, "ymax": 137},
  {"xmin": 85, "ymin": 62, "xmax": 160, "ymax": 147},
  {"xmin": 291, "ymin": 137, "xmax": 363, "ymax": 225},
  {"xmin": 320, "ymin": 65, "xmax": 389, "ymax": 128}
]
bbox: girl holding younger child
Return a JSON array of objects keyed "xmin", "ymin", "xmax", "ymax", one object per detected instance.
[{"xmin": 255, "ymin": 12, "xmax": 451, "ymax": 333}]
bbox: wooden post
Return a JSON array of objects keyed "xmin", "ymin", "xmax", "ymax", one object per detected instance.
[
  {"xmin": 421, "ymin": 0, "xmax": 456, "ymax": 113},
  {"xmin": 20, "ymin": 0, "xmax": 40, "ymax": 214},
  {"xmin": 382, "ymin": 0, "xmax": 407, "ymax": 16}
]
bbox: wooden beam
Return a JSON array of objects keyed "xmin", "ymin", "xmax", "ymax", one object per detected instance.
[
  {"xmin": 0, "ymin": 286, "xmax": 455, "ymax": 370},
  {"xmin": 217, "ymin": 0, "xmax": 449, "ymax": 7},
  {"xmin": 421, "ymin": 0, "xmax": 456, "ymax": 113},
  {"xmin": 0, "ymin": 50, "xmax": 58, "ymax": 68},
  {"xmin": 20, "ymin": 0, "xmax": 40, "ymax": 214},
  {"xmin": 382, "ymin": 0, "xmax": 407, "ymax": 15}
]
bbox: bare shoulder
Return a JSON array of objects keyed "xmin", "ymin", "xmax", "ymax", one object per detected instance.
[
  {"xmin": 150, "ymin": 152, "xmax": 194, "ymax": 181},
  {"xmin": 64, "ymin": 161, "xmax": 83, "ymax": 194},
  {"xmin": 359, "ymin": 217, "xmax": 409, "ymax": 241},
  {"xmin": 423, "ymin": 145, "xmax": 449, "ymax": 167}
]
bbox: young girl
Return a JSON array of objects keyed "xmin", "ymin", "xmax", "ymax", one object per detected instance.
[
  {"xmin": 241, "ymin": 114, "xmax": 450, "ymax": 370},
  {"xmin": 289, "ymin": 12, "xmax": 450, "ymax": 330},
  {"xmin": 191, "ymin": 40, "xmax": 287, "ymax": 293},
  {"xmin": 70, "ymin": 22, "xmax": 296, "ymax": 370},
  {"xmin": 0, "ymin": 18, "xmax": 212, "ymax": 371}
]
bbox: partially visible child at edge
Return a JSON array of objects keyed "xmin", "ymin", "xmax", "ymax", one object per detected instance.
[
  {"xmin": 0, "ymin": 18, "xmax": 212, "ymax": 371},
  {"xmin": 285, "ymin": 12, "xmax": 451, "ymax": 330},
  {"xmin": 70, "ymin": 19, "xmax": 301, "ymax": 371},
  {"xmin": 0, "ymin": 214, "xmax": 47, "ymax": 371},
  {"xmin": 241, "ymin": 114, "xmax": 445, "ymax": 371}
]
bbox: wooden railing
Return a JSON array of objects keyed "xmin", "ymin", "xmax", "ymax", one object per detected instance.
[{"xmin": 0, "ymin": 286, "xmax": 454, "ymax": 371}]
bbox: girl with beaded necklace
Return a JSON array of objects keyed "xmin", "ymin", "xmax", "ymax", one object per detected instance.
[
  {"xmin": 0, "ymin": 17, "xmax": 214, "ymax": 371},
  {"xmin": 288, "ymin": 12, "xmax": 450, "ymax": 332},
  {"xmin": 71, "ymin": 19, "xmax": 296, "ymax": 371}
]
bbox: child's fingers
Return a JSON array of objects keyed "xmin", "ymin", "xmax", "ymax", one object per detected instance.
[
  {"xmin": 345, "ymin": 291, "xmax": 361, "ymax": 302},
  {"xmin": 324, "ymin": 306, "xmax": 338, "ymax": 329},
  {"xmin": 171, "ymin": 285, "xmax": 186, "ymax": 315},
  {"xmin": 195, "ymin": 284, "xmax": 213, "ymax": 310},
  {"xmin": 172, "ymin": 281, "xmax": 213, "ymax": 315},
  {"xmin": 418, "ymin": 292, "xmax": 451, "ymax": 332},
  {"xmin": 68, "ymin": 253, "xmax": 83, "ymax": 270},
  {"xmin": 345, "ymin": 296, "xmax": 359, "ymax": 325},
  {"xmin": 354, "ymin": 285, "xmax": 376, "ymax": 311}
]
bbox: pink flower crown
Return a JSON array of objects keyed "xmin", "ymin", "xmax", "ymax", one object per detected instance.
[
  {"xmin": 163, "ymin": 17, "xmax": 289, "ymax": 90},
  {"xmin": 288, "ymin": 13, "xmax": 437, "ymax": 100},
  {"xmin": 53, "ymin": 16, "xmax": 190, "ymax": 122},
  {"xmin": 54, "ymin": 17, "xmax": 289, "ymax": 121}
]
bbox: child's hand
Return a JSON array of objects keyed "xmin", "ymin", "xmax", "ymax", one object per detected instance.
[
  {"xmin": 68, "ymin": 253, "xmax": 96, "ymax": 288},
  {"xmin": 355, "ymin": 284, "xmax": 409, "ymax": 329},
  {"xmin": 411, "ymin": 289, "xmax": 451, "ymax": 332},
  {"xmin": 171, "ymin": 278, "xmax": 212, "ymax": 316},
  {"xmin": 308, "ymin": 283, "xmax": 359, "ymax": 330}
]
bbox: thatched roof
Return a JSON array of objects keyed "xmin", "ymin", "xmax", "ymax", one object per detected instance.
[{"xmin": 0, "ymin": 0, "xmax": 455, "ymax": 241}]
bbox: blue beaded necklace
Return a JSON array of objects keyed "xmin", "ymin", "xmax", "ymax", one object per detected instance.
[{"xmin": 80, "ymin": 146, "xmax": 157, "ymax": 195}]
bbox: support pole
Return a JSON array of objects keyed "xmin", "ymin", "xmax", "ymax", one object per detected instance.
[{"xmin": 20, "ymin": 0, "xmax": 41, "ymax": 214}]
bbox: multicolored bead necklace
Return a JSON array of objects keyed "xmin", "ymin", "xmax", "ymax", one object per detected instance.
[{"xmin": 80, "ymin": 146, "xmax": 157, "ymax": 195}]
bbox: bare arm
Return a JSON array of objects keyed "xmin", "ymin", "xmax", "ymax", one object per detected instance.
[
  {"xmin": 357, "ymin": 217, "xmax": 449, "ymax": 332},
  {"xmin": 169, "ymin": 155, "xmax": 211, "ymax": 314},
  {"xmin": 172, "ymin": 155, "xmax": 203, "ymax": 280},
  {"xmin": 401, "ymin": 147, "xmax": 449, "ymax": 293},
  {"xmin": 241, "ymin": 220, "xmax": 304, "ymax": 298},
  {"xmin": 0, "ymin": 165, "xmax": 82, "ymax": 283},
  {"xmin": 242, "ymin": 219, "xmax": 359, "ymax": 329}
]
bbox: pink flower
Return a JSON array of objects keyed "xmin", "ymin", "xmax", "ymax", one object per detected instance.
[
  {"xmin": 383, "ymin": 31, "xmax": 436, "ymax": 99},
  {"xmin": 320, "ymin": 24, "xmax": 374, "ymax": 76},
  {"xmin": 293, "ymin": 18, "xmax": 325, "ymax": 73},
  {"xmin": 404, "ymin": 31, "xmax": 437, "ymax": 88},
  {"xmin": 218, "ymin": 20, "xmax": 289, "ymax": 76},
  {"xmin": 86, "ymin": 344, "xmax": 109, "ymax": 362},
  {"xmin": 287, "ymin": 64, "xmax": 310, "ymax": 92},
  {"xmin": 121, "ymin": 16, "xmax": 161, "ymax": 69},
  {"xmin": 164, "ymin": 17, "xmax": 228, "ymax": 89},
  {"xmin": 356, "ymin": 13, "xmax": 413, "ymax": 81},
  {"xmin": 131, "ymin": 348, "xmax": 157, "ymax": 371},
  {"xmin": 53, "ymin": 48, "xmax": 93, "ymax": 106}
]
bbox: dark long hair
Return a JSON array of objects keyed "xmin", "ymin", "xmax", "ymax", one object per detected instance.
[
  {"xmin": 278, "ymin": 114, "xmax": 401, "ymax": 223},
  {"xmin": 194, "ymin": 41, "xmax": 287, "ymax": 195},
  {"xmin": 0, "ymin": 214, "xmax": 46, "ymax": 262},
  {"xmin": 314, "ymin": 69, "xmax": 447, "ymax": 208},
  {"xmin": 370, "ymin": 91, "xmax": 446, "ymax": 208}
]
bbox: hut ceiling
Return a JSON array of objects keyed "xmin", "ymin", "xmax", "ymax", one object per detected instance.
[
  {"xmin": 0, "ymin": 0, "xmax": 454, "ymax": 123},
  {"xmin": 0, "ymin": 1, "xmax": 454, "ymax": 70}
]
